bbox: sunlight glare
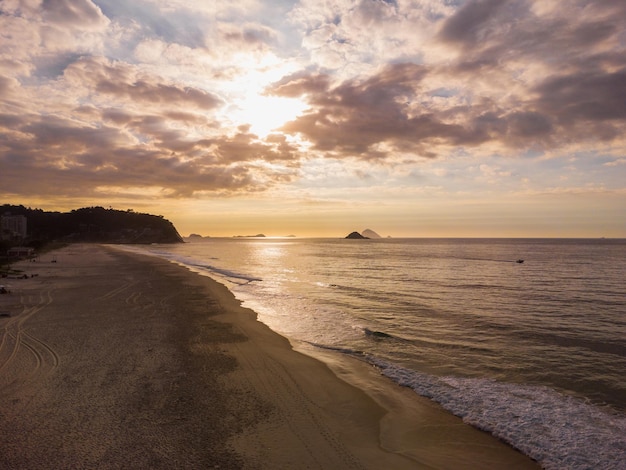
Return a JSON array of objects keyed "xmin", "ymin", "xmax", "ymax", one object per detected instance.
[
  {"xmin": 218, "ymin": 52, "xmax": 308, "ymax": 138},
  {"xmin": 234, "ymin": 94, "xmax": 308, "ymax": 137}
]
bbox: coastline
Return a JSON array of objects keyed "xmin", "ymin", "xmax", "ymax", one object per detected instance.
[{"xmin": 0, "ymin": 244, "xmax": 539, "ymax": 469}]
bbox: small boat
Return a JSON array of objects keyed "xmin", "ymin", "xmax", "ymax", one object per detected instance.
[{"xmin": 516, "ymin": 259, "xmax": 524, "ymax": 264}]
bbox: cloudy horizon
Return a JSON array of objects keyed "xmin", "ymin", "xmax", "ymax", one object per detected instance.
[{"xmin": 1, "ymin": 0, "xmax": 624, "ymax": 237}]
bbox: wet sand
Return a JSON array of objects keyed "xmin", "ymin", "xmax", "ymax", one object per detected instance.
[{"xmin": 0, "ymin": 244, "xmax": 539, "ymax": 469}]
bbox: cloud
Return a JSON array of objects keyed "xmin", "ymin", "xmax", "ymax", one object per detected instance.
[
  {"xmin": 267, "ymin": 0, "xmax": 626, "ymax": 161},
  {"xmin": 94, "ymin": 0, "xmax": 206, "ymax": 48},
  {"xmin": 63, "ymin": 56, "xmax": 222, "ymax": 110},
  {"xmin": 41, "ymin": 0, "xmax": 110, "ymax": 30},
  {"xmin": 0, "ymin": 0, "xmax": 110, "ymax": 84},
  {"xmin": 438, "ymin": 0, "xmax": 508, "ymax": 46},
  {"xmin": 0, "ymin": 109, "xmax": 301, "ymax": 198},
  {"xmin": 433, "ymin": 1, "xmax": 625, "ymax": 80},
  {"xmin": 0, "ymin": 52, "xmax": 300, "ymax": 200},
  {"xmin": 218, "ymin": 22, "xmax": 278, "ymax": 49},
  {"xmin": 0, "ymin": 0, "xmax": 625, "ymax": 211},
  {"xmin": 290, "ymin": 0, "xmax": 449, "ymax": 75},
  {"xmin": 274, "ymin": 63, "xmax": 465, "ymax": 158},
  {"xmin": 273, "ymin": 63, "xmax": 556, "ymax": 159},
  {"xmin": 532, "ymin": 69, "xmax": 626, "ymax": 124},
  {"xmin": 0, "ymin": 75, "xmax": 18, "ymax": 97}
]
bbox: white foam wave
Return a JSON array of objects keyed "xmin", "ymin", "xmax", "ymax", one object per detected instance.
[
  {"xmin": 150, "ymin": 250, "xmax": 263, "ymax": 284},
  {"xmin": 185, "ymin": 261, "xmax": 261, "ymax": 284},
  {"xmin": 370, "ymin": 358, "xmax": 626, "ymax": 470},
  {"xmin": 115, "ymin": 246, "xmax": 262, "ymax": 284}
]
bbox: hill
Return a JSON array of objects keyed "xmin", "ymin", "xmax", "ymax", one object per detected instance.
[{"xmin": 1, "ymin": 205, "xmax": 183, "ymax": 247}]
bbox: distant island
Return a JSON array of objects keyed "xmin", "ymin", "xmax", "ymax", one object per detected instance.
[
  {"xmin": 345, "ymin": 229, "xmax": 383, "ymax": 239},
  {"xmin": 362, "ymin": 229, "xmax": 381, "ymax": 239},
  {"xmin": 345, "ymin": 231, "xmax": 368, "ymax": 239},
  {"xmin": 1, "ymin": 205, "xmax": 183, "ymax": 250}
]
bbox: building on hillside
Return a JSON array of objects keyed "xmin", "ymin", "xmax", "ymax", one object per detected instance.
[{"xmin": 1, "ymin": 214, "xmax": 27, "ymax": 240}]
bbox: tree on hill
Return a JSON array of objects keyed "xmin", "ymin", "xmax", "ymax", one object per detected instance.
[{"xmin": 1, "ymin": 205, "xmax": 183, "ymax": 246}]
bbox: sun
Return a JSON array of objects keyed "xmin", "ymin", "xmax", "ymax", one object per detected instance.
[
  {"xmin": 233, "ymin": 94, "xmax": 308, "ymax": 138},
  {"xmin": 216, "ymin": 52, "xmax": 309, "ymax": 138}
]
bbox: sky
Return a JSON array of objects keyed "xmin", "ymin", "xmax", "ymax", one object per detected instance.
[{"xmin": 1, "ymin": 0, "xmax": 625, "ymax": 238}]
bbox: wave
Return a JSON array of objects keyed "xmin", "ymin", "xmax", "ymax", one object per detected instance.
[
  {"xmin": 185, "ymin": 261, "xmax": 262, "ymax": 284},
  {"xmin": 122, "ymin": 247, "xmax": 262, "ymax": 285},
  {"xmin": 306, "ymin": 342, "xmax": 365, "ymax": 357},
  {"xmin": 363, "ymin": 327, "xmax": 394, "ymax": 339},
  {"xmin": 368, "ymin": 358, "xmax": 626, "ymax": 470}
]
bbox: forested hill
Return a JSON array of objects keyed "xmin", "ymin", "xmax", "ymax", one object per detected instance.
[{"xmin": 1, "ymin": 205, "xmax": 183, "ymax": 245}]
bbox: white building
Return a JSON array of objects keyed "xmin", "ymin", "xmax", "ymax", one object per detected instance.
[{"xmin": 1, "ymin": 214, "xmax": 27, "ymax": 240}]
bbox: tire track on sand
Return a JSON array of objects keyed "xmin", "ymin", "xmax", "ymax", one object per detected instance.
[
  {"xmin": 0, "ymin": 288, "xmax": 55, "ymax": 374},
  {"xmin": 0, "ymin": 287, "xmax": 60, "ymax": 396},
  {"xmin": 97, "ymin": 279, "xmax": 140, "ymax": 301}
]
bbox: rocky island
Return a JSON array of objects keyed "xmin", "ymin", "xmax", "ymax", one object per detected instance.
[
  {"xmin": 345, "ymin": 229, "xmax": 383, "ymax": 239},
  {"xmin": 345, "ymin": 231, "xmax": 368, "ymax": 239},
  {"xmin": 361, "ymin": 229, "xmax": 382, "ymax": 239}
]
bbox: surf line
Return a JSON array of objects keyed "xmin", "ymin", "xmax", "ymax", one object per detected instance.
[{"xmin": 460, "ymin": 257, "xmax": 524, "ymax": 264}]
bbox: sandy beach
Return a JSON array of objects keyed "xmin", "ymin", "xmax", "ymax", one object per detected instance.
[{"xmin": 0, "ymin": 244, "xmax": 539, "ymax": 469}]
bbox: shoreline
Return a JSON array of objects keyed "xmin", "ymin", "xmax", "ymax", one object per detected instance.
[{"xmin": 0, "ymin": 244, "xmax": 539, "ymax": 468}]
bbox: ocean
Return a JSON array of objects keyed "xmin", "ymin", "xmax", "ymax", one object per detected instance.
[{"xmin": 124, "ymin": 238, "xmax": 626, "ymax": 469}]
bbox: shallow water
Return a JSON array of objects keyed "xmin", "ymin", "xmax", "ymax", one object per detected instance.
[{"xmin": 127, "ymin": 238, "xmax": 626, "ymax": 469}]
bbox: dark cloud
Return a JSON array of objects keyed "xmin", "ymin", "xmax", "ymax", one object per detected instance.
[
  {"xmin": 0, "ymin": 113, "xmax": 25, "ymax": 128},
  {"xmin": 533, "ymin": 69, "xmax": 626, "ymax": 124},
  {"xmin": 434, "ymin": 0, "xmax": 626, "ymax": 149},
  {"xmin": 439, "ymin": 0, "xmax": 626, "ymax": 75},
  {"xmin": 438, "ymin": 0, "xmax": 507, "ymax": 46},
  {"xmin": 275, "ymin": 63, "xmax": 474, "ymax": 158},
  {"xmin": 41, "ymin": 0, "xmax": 108, "ymax": 29},
  {"xmin": 273, "ymin": 49, "xmax": 625, "ymax": 160},
  {"xmin": 270, "ymin": 72, "xmax": 332, "ymax": 98},
  {"xmin": 65, "ymin": 57, "xmax": 222, "ymax": 110},
  {"xmin": 220, "ymin": 24, "xmax": 278, "ymax": 48},
  {"xmin": 0, "ymin": 109, "xmax": 300, "ymax": 198},
  {"xmin": 270, "ymin": 0, "xmax": 626, "ymax": 160},
  {"xmin": 22, "ymin": 116, "xmax": 127, "ymax": 150},
  {"xmin": 504, "ymin": 111, "xmax": 553, "ymax": 146},
  {"xmin": 101, "ymin": 109, "xmax": 134, "ymax": 125},
  {"xmin": 98, "ymin": 79, "xmax": 221, "ymax": 110},
  {"xmin": 218, "ymin": 129, "xmax": 300, "ymax": 164}
]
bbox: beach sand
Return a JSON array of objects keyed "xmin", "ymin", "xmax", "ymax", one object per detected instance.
[{"xmin": 0, "ymin": 244, "xmax": 539, "ymax": 469}]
